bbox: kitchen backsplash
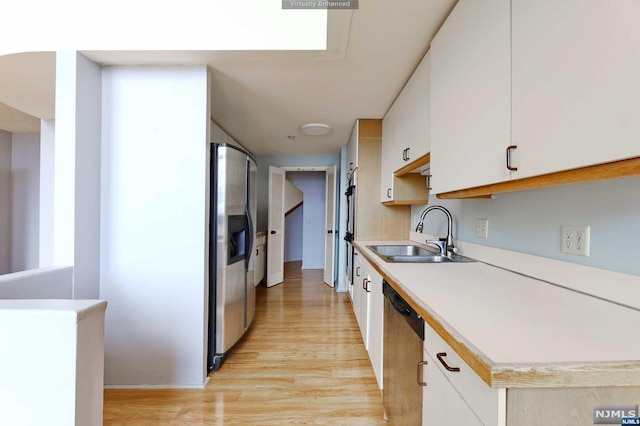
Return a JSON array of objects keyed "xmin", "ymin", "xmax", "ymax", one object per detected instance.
[{"xmin": 411, "ymin": 175, "xmax": 640, "ymax": 277}]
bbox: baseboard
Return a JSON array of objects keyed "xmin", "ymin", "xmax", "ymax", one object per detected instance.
[
  {"xmin": 104, "ymin": 377, "xmax": 209, "ymax": 390},
  {"xmin": 301, "ymin": 265, "xmax": 323, "ymax": 270}
]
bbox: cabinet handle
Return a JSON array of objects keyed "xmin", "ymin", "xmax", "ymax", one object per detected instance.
[
  {"xmin": 405, "ymin": 147, "xmax": 410, "ymax": 162},
  {"xmin": 364, "ymin": 278, "xmax": 370, "ymax": 293},
  {"xmin": 256, "ymin": 249, "xmax": 259, "ymax": 256},
  {"xmin": 402, "ymin": 148, "xmax": 406, "ymax": 161},
  {"xmin": 270, "ymin": 230, "xmax": 276, "ymax": 235},
  {"xmin": 387, "ymin": 188, "xmax": 392, "ymax": 199},
  {"xmin": 417, "ymin": 361, "xmax": 428, "ymax": 386},
  {"xmin": 425, "ymin": 174, "xmax": 432, "ymax": 190},
  {"xmin": 327, "ymin": 230, "xmax": 333, "ymax": 234},
  {"xmin": 506, "ymin": 145, "xmax": 518, "ymax": 171},
  {"xmin": 436, "ymin": 352, "xmax": 460, "ymax": 372},
  {"xmin": 350, "ymin": 161, "xmax": 354, "ymax": 171},
  {"xmin": 356, "ymin": 266, "xmax": 361, "ymax": 277}
]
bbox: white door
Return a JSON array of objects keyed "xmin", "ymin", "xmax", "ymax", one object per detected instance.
[
  {"xmin": 267, "ymin": 166, "xmax": 285, "ymax": 287},
  {"xmin": 323, "ymin": 166, "xmax": 337, "ymax": 286}
]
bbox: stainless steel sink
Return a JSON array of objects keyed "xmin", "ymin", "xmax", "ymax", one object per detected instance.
[
  {"xmin": 386, "ymin": 255, "xmax": 453, "ymax": 263},
  {"xmin": 368, "ymin": 245, "xmax": 435, "ymax": 257},
  {"xmin": 367, "ymin": 244, "xmax": 476, "ymax": 264}
]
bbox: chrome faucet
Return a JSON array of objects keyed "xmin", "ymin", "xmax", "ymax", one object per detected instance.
[{"xmin": 415, "ymin": 205, "xmax": 456, "ymax": 256}]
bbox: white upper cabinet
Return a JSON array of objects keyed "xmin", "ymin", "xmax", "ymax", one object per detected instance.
[
  {"xmin": 430, "ymin": 0, "xmax": 512, "ymax": 195},
  {"xmin": 512, "ymin": 0, "xmax": 640, "ymax": 179},
  {"xmin": 381, "ymin": 51, "xmax": 432, "ymax": 202}
]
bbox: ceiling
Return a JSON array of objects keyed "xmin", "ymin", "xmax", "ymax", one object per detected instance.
[{"xmin": 0, "ymin": 0, "xmax": 456, "ymax": 156}]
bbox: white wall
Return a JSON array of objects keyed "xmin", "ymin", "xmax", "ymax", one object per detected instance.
[
  {"xmin": 287, "ymin": 172, "xmax": 326, "ymax": 269},
  {"xmin": 0, "ymin": 130, "xmax": 11, "ymax": 275},
  {"xmin": 101, "ymin": 65, "xmax": 209, "ymax": 386},
  {"xmin": 11, "ymin": 132, "xmax": 40, "ymax": 272},
  {"xmin": 412, "ymin": 176, "xmax": 640, "ymax": 277},
  {"xmin": 284, "ymin": 206, "xmax": 303, "ymax": 262},
  {"xmin": 0, "ymin": 266, "xmax": 73, "ymax": 299},
  {"xmin": 337, "ymin": 146, "xmax": 348, "ymax": 292}
]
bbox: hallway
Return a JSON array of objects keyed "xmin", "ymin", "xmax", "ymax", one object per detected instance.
[{"xmin": 103, "ymin": 262, "xmax": 385, "ymax": 424}]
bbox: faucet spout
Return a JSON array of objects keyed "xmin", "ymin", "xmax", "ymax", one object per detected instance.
[{"xmin": 415, "ymin": 205, "xmax": 456, "ymax": 256}]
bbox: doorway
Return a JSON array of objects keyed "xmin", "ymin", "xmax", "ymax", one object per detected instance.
[
  {"xmin": 284, "ymin": 171, "xmax": 325, "ymax": 269},
  {"xmin": 267, "ymin": 166, "xmax": 337, "ymax": 288}
]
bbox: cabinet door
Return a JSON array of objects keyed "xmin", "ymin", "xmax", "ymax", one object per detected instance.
[
  {"xmin": 422, "ymin": 349, "xmax": 484, "ymax": 426},
  {"xmin": 405, "ymin": 50, "xmax": 431, "ymax": 163},
  {"xmin": 367, "ymin": 266, "xmax": 384, "ymax": 389},
  {"xmin": 512, "ymin": 0, "xmax": 640, "ymax": 179},
  {"xmin": 352, "ymin": 250, "xmax": 369, "ymax": 348},
  {"xmin": 381, "ymin": 51, "xmax": 432, "ymax": 203},
  {"xmin": 430, "ymin": 0, "xmax": 511, "ymax": 194},
  {"xmin": 380, "ymin": 101, "xmax": 405, "ymax": 202},
  {"xmin": 380, "ymin": 115, "xmax": 395, "ymax": 202}
]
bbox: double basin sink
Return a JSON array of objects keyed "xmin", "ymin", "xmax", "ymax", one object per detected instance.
[{"xmin": 367, "ymin": 244, "xmax": 476, "ymax": 264}]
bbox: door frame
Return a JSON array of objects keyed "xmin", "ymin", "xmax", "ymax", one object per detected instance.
[{"xmin": 269, "ymin": 166, "xmax": 338, "ymax": 287}]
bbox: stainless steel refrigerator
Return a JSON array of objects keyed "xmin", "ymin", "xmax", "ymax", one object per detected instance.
[{"xmin": 208, "ymin": 143, "xmax": 257, "ymax": 371}]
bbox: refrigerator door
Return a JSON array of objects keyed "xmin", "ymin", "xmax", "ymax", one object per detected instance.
[
  {"xmin": 210, "ymin": 144, "xmax": 250, "ymax": 369},
  {"xmin": 245, "ymin": 157, "xmax": 258, "ymax": 328}
]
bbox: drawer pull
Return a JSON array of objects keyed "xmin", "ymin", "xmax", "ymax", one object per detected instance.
[
  {"xmin": 417, "ymin": 361, "xmax": 428, "ymax": 386},
  {"xmin": 506, "ymin": 145, "xmax": 518, "ymax": 171},
  {"xmin": 436, "ymin": 352, "xmax": 460, "ymax": 372}
]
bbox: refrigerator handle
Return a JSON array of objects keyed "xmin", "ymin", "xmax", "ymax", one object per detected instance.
[{"xmin": 245, "ymin": 204, "xmax": 254, "ymax": 271}]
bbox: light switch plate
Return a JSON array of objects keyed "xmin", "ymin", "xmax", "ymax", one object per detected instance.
[
  {"xmin": 561, "ymin": 225, "xmax": 590, "ymax": 256},
  {"xmin": 475, "ymin": 219, "xmax": 488, "ymax": 238}
]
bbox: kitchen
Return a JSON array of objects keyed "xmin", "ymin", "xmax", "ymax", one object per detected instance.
[{"xmin": 1, "ymin": 0, "xmax": 640, "ymax": 424}]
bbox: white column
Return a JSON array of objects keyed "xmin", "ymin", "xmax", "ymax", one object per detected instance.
[
  {"xmin": 11, "ymin": 132, "xmax": 40, "ymax": 272},
  {"xmin": 53, "ymin": 51, "xmax": 102, "ymax": 299},
  {"xmin": 0, "ymin": 130, "xmax": 11, "ymax": 275},
  {"xmin": 100, "ymin": 65, "xmax": 209, "ymax": 386},
  {"xmin": 39, "ymin": 119, "xmax": 55, "ymax": 267}
]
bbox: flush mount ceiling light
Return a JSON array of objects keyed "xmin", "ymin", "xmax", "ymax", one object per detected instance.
[{"xmin": 300, "ymin": 123, "xmax": 331, "ymax": 136}]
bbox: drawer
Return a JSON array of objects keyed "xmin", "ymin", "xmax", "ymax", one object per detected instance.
[{"xmin": 424, "ymin": 324, "xmax": 505, "ymax": 425}]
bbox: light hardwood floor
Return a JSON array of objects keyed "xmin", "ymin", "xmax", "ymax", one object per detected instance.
[{"xmin": 103, "ymin": 261, "xmax": 386, "ymax": 425}]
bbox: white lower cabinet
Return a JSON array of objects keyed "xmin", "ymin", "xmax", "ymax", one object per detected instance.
[
  {"xmin": 352, "ymin": 249, "xmax": 369, "ymax": 349},
  {"xmin": 423, "ymin": 323, "xmax": 506, "ymax": 426},
  {"xmin": 423, "ymin": 348, "xmax": 484, "ymax": 426},
  {"xmin": 350, "ymin": 249, "xmax": 384, "ymax": 389},
  {"xmin": 254, "ymin": 234, "xmax": 266, "ymax": 286}
]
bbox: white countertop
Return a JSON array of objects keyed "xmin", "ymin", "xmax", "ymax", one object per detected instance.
[{"xmin": 354, "ymin": 240, "xmax": 640, "ymax": 388}]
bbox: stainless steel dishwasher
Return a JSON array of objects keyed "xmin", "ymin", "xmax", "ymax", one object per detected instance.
[{"xmin": 383, "ymin": 280, "xmax": 425, "ymax": 425}]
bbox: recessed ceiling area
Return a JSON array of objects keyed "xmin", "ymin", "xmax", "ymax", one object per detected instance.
[{"xmin": 0, "ymin": 0, "xmax": 457, "ymax": 155}]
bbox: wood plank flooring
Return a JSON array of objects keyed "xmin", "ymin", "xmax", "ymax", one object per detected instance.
[{"xmin": 103, "ymin": 261, "xmax": 386, "ymax": 425}]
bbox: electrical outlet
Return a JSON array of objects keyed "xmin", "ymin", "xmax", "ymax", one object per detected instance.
[
  {"xmin": 561, "ymin": 225, "xmax": 590, "ymax": 256},
  {"xmin": 475, "ymin": 219, "xmax": 489, "ymax": 238}
]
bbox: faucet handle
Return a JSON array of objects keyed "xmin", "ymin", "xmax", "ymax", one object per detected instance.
[{"xmin": 425, "ymin": 240, "xmax": 447, "ymax": 256}]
